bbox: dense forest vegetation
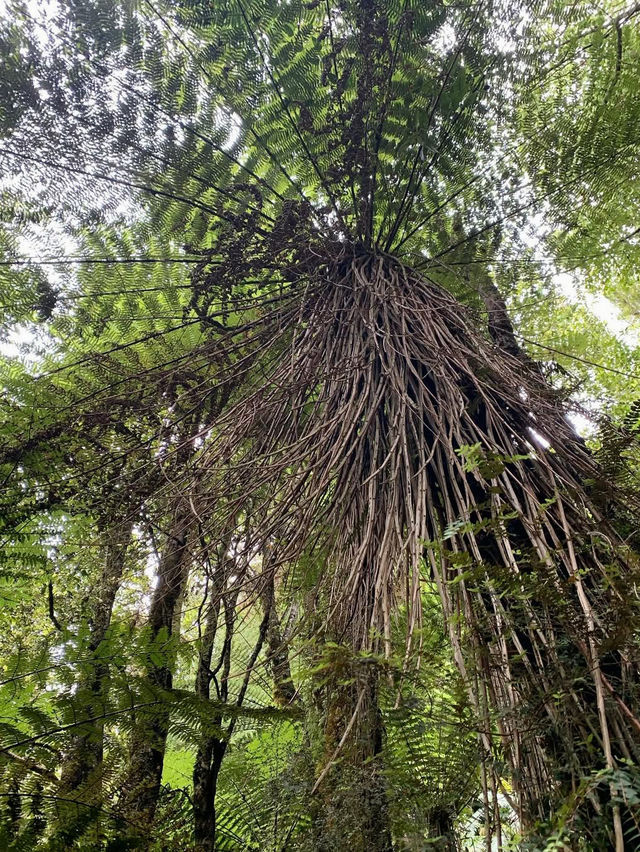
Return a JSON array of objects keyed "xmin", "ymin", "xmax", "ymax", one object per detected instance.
[{"xmin": 1, "ymin": 0, "xmax": 640, "ymax": 848}]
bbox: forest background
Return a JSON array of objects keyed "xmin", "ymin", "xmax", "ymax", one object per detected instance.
[{"xmin": 1, "ymin": 0, "xmax": 640, "ymax": 849}]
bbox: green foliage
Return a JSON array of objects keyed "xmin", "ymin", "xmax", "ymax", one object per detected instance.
[
  {"xmin": 0, "ymin": 0, "xmax": 640, "ymax": 849},
  {"xmin": 519, "ymin": 0, "xmax": 640, "ymax": 326}
]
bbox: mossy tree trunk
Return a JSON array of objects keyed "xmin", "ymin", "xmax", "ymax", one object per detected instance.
[{"xmin": 312, "ymin": 649, "xmax": 393, "ymax": 852}]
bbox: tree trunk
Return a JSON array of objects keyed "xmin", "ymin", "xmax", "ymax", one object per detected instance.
[
  {"xmin": 312, "ymin": 655, "xmax": 393, "ymax": 852},
  {"xmin": 119, "ymin": 501, "xmax": 190, "ymax": 838},
  {"xmin": 192, "ymin": 560, "xmax": 269, "ymax": 851},
  {"xmin": 260, "ymin": 571, "xmax": 296, "ymax": 707},
  {"xmin": 193, "ymin": 735, "xmax": 227, "ymax": 852},
  {"xmin": 192, "ymin": 558, "xmax": 227, "ymax": 852},
  {"xmin": 59, "ymin": 516, "xmax": 134, "ymax": 794}
]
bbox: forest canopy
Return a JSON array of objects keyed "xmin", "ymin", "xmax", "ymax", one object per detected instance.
[{"xmin": 1, "ymin": 0, "xmax": 640, "ymax": 849}]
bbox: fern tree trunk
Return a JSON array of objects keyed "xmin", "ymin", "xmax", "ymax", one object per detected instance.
[
  {"xmin": 311, "ymin": 644, "xmax": 392, "ymax": 852},
  {"xmin": 59, "ymin": 516, "xmax": 134, "ymax": 795},
  {"xmin": 119, "ymin": 500, "xmax": 190, "ymax": 838}
]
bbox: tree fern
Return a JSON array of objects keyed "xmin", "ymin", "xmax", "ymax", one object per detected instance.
[{"xmin": 2, "ymin": 0, "xmax": 640, "ymax": 849}]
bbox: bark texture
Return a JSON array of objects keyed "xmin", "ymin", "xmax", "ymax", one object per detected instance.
[
  {"xmin": 261, "ymin": 572, "xmax": 296, "ymax": 707},
  {"xmin": 312, "ymin": 653, "xmax": 392, "ymax": 852},
  {"xmin": 59, "ymin": 517, "xmax": 134, "ymax": 794},
  {"xmin": 192, "ymin": 555, "xmax": 228, "ymax": 852},
  {"xmin": 119, "ymin": 501, "xmax": 190, "ymax": 838}
]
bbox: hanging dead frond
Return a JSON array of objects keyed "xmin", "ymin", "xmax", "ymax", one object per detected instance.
[{"xmin": 190, "ymin": 242, "xmax": 640, "ymax": 837}]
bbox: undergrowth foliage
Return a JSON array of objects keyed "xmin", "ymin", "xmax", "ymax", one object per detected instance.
[{"xmin": 1, "ymin": 0, "xmax": 640, "ymax": 849}]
